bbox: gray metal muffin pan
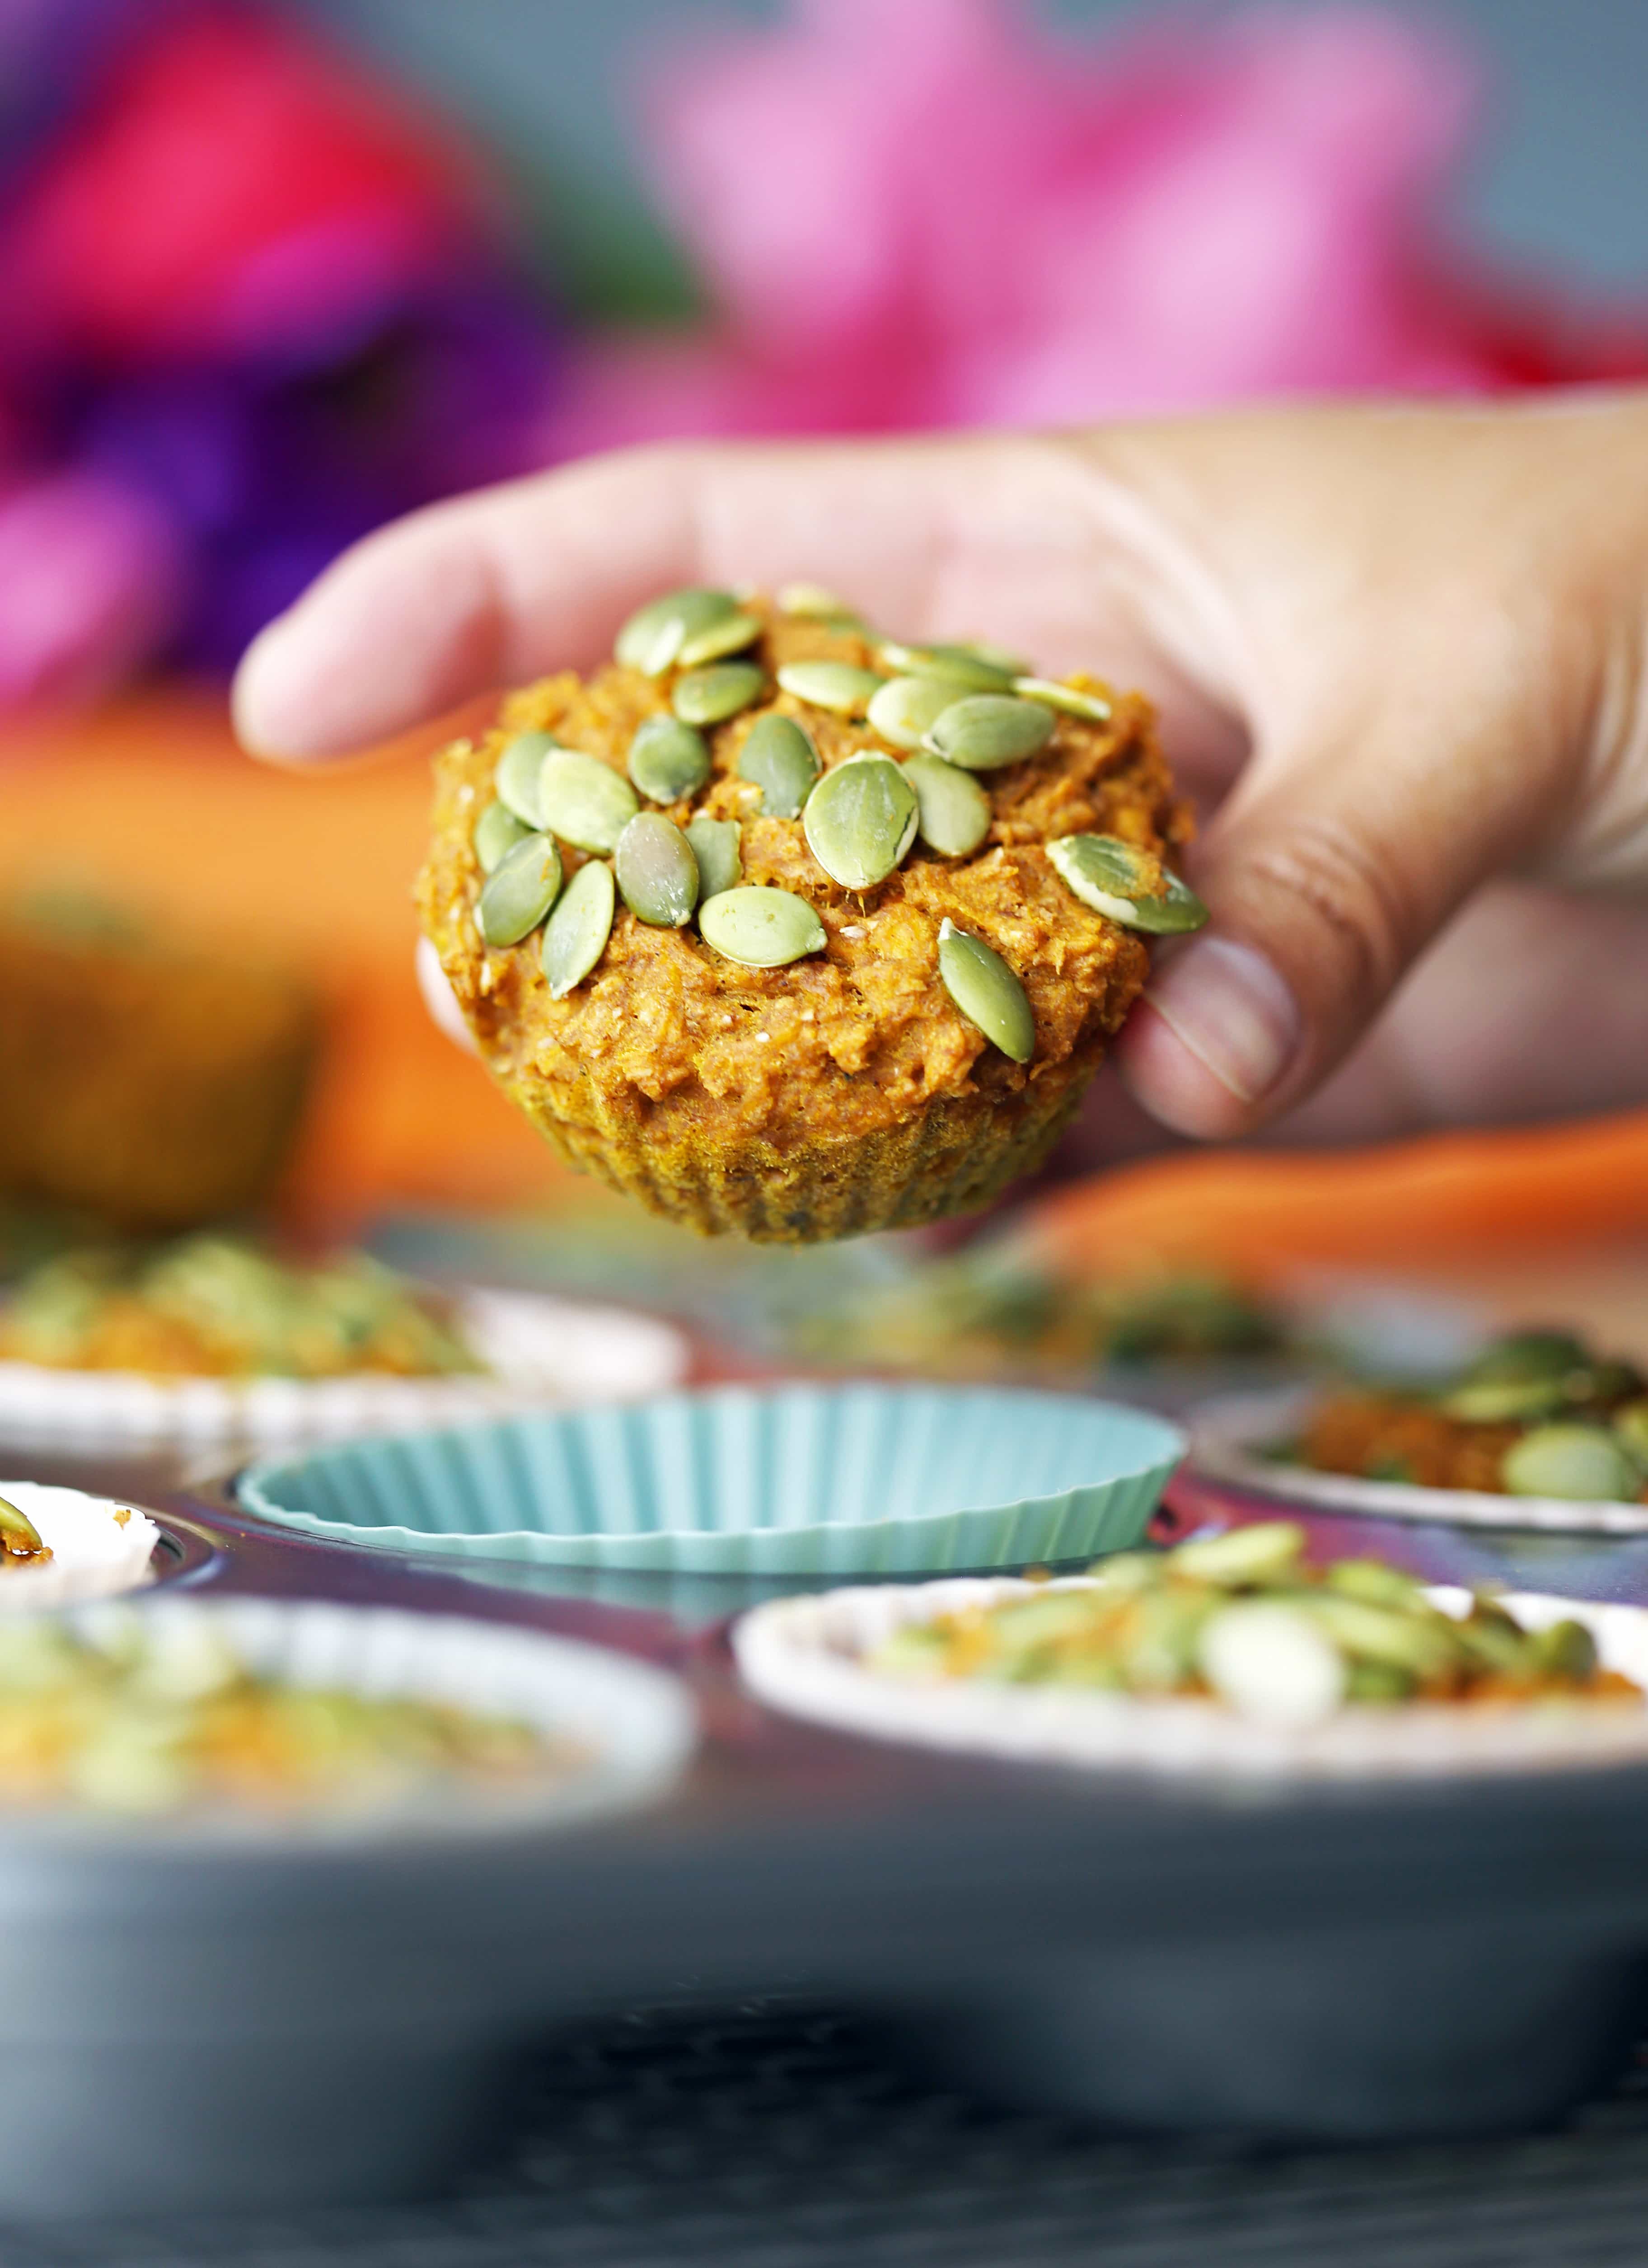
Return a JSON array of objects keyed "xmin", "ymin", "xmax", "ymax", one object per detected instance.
[{"xmin": 8, "ymin": 1442, "xmax": 1648, "ymax": 2213}]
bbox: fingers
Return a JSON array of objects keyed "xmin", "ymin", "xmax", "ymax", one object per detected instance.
[
  {"xmin": 415, "ymin": 936, "xmax": 476, "ymax": 1056},
  {"xmin": 1117, "ymin": 689, "xmax": 1568, "ymax": 1140},
  {"xmin": 1271, "ymin": 881, "xmax": 1648, "ymax": 1142},
  {"xmin": 232, "ymin": 431, "xmax": 1243, "ymax": 766},
  {"xmin": 234, "ymin": 437, "xmax": 965, "ymax": 761},
  {"xmin": 1107, "ymin": 398, "xmax": 1648, "ymax": 1138}
]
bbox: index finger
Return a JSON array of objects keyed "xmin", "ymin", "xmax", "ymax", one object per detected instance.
[
  {"xmin": 234, "ymin": 437, "xmax": 972, "ymax": 763},
  {"xmin": 230, "ymin": 431, "xmax": 1244, "ymax": 767}
]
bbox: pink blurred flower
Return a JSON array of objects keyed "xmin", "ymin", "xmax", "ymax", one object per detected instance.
[
  {"xmin": 544, "ymin": 0, "xmax": 1528, "ymax": 457},
  {"xmin": 0, "ymin": 471, "xmax": 183, "ymax": 714},
  {"xmin": 0, "ymin": 8, "xmax": 505, "ymax": 371}
]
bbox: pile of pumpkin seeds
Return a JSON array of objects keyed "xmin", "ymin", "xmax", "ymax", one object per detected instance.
[
  {"xmin": 867, "ymin": 1521, "xmax": 1625, "ymax": 1729},
  {"xmin": 464, "ymin": 586, "xmax": 1208, "ymax": 1062}
]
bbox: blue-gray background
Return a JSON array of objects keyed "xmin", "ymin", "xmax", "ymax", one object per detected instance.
[{"xmin": 298, "ymin": 1, "xmax": 1647, "ymax": 295}]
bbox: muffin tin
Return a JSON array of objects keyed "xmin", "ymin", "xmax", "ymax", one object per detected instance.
[{"xmin": 9, "ymin": 1411, "xmax": 1648, "ymax": 2214}]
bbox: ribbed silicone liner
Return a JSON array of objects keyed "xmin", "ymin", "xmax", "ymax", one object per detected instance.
[{"xmin": 235, "ymin": 1382, "xmax": 1185, "ymax": 1576}]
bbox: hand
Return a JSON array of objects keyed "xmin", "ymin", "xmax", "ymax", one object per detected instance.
[{"xmin": 234, "ymin": 395, "xmax": 1648, "ymax": 1162}]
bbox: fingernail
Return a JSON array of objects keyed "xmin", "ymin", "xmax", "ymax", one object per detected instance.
[{"xmin": 1141, "ymin": 935, "xmax": 1300, "ymax": 1105}]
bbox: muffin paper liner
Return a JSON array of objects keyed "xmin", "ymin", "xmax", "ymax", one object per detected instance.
[
  {"xmin": 0, "ymin": 1290, "xmax": 686, "ymax": 1452},
  {"xmin": 0, "ymin": 1482, "xmax": 160, "ymax": 1608},
  {"xmin": 235, "ymin": 1383, "xmax": 1185, "ymax": 1577},
  {"xmin": 734, "ymin": 1579, "xmax": 1648, "ymax": 1780},
  {"xmin": 36, "ymin": 1595, "xmax": 696, "ymax": 1844},
  {"xmin": 1190, "ymin": 1387, "xmax": 1648, "ymax": 1536}
]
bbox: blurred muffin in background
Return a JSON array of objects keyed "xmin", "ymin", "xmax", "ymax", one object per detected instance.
[
  {"xmin": 0, "ymin": 892, "xmax": 315, "ymax": 1230},
  {"xmin": 0, "ymin": 1233, "xmax": 481, "ymax": 1380},
  {"xmin": 790, "ymin": 1244, "xmax": 1283, "ymax": 1382}
]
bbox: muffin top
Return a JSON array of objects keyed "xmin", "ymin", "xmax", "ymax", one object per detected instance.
[{"xmin": 417, "ymin": 588, "xmax": 1197, "ymax": 1153}]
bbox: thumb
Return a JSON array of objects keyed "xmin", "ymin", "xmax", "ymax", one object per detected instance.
[{"xmin": 1115, "ymin": 636, "xmax": 1573, "ymax": 1139}]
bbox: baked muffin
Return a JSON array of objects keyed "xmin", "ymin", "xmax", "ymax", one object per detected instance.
[
  {"xmin": 1300, "ymin": 1329, "xmax": 1648, "ymax": 1503},
  {"xmin": 417, "ymin": 588, "xmax": 1201, "ymax": 1241},
  {"xmin": 0, "ymin": 896, "xmax": 315, "ymax": 1232}
]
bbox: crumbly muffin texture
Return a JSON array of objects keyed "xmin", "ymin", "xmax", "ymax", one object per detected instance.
[{"xmin": 417, "ymin": 599, "xmax": 1192, "ymax": 1241}]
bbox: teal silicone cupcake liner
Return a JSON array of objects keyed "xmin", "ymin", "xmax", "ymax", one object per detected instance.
[{"xmin": 235, "ymin": 1382, "xmax": 1185, "ymax": 1578}]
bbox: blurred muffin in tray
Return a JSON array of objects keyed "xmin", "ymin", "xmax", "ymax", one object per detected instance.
[
  {"xmin": 418, "ymin": 587, "xmax": 1199, "ymax": 1242},
  {"xmin": 791, "ymin": 1245, "xmax": 1284, "ymax": 1380},
  {"xmin": 0, "ymin": 893, "xmax": 315, "ymax": 1231},
  {"xmin": 0, "ymin": 1235, "xmax": 480, "ymax": 1381},
  {"xmin": 1300, "ymin": 1328, "xmax": 1648, "ymax": 1505}
]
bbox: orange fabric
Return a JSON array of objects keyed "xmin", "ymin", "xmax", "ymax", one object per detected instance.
[
  {"xmin": 0, "ymin": 686, "xmax": 573, "ymax": 1224},
  {"xmin": 5, "ymin": 685, "xmax": 1648, "ymax": 1260}
]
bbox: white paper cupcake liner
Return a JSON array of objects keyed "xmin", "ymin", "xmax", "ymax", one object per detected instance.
[
  {"xmin": 1189, "ymin": 1387, "xmax": 1648, "ymax": 1536},
  {"xmin": 34, "ymin": 1596, "xmax": 696, "ymax": 1844},
  {"xmin": 734, "ymin": 1578, "xmax": 1648, "ymax": 1780},
  {"xmin": 0, "ymin": 1289, "xmax": 687, "ymax": 1452},
  {"xmin": 0, "ymin": 1481, "xmax": 160, "ymax": 1608}
]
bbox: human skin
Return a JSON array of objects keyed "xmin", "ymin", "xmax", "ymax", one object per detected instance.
[{"xmin": 233, "ymin": 395, "xmax": 1648, "ymax": 1167}]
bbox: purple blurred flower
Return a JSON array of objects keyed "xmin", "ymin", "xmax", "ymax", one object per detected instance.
[{"xmin": 0, "ymin": 3, "xmax": 561, "ymax": 702}]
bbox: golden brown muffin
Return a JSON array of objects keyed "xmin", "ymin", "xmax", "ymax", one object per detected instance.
[
  {"xmin": 417, "ymin": 595, "xmax": 1194, "ymax": 1241},
  {"xmin": 0, "ymin": 899, "xmax": 315, "ymax": 1232}
]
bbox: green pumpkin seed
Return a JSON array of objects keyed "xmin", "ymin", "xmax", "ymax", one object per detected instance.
[
  {"xmin": 902, "ymin": 754, "xmax": 991, "ymax": 857},
  {"xmin": 866, "ymin": 675, "xmax": 957, "ymax": 751},
  {"xmin": 627, "ymin": 715, "xmax": 711, "ymax": 804},
  {"xmin": 494, "ymin": 729, "xmax": 558, "ymax": 826},
  {"xmin": 1301, "ymin": 1594, "xmax": 1461, "ymax": 1680},
  {"xmin": 1013, "ymin": 675, "xmax": 1114, "ymax": 723},
  {"xmin": 614, "ymin": 587, "xmax": 737, "ymax": 677},
  {"xmin": 804, "ymin": 755, "xmax": 918, "ymax": 890},
  {"xmin": 0, "ymin": 1495, "xmax": 44, "ymax": 1554},
  {"xmin": 541, "ymin": 858, "xmax": 615, "ymax": 998},
  {"xmin": 673, "ymin": 661, "xmax": 767, "ymax": 725},
  {"xmin": 1441, "ymin": 1376, "xmax": 1570, "ymax": 1424},
  {"xmin": 936, "ymin": 918, "xmax": 1034, "ymax": 1061},
  {"xmin": 1046, "ymin": 833, "xmax": 1208, "ymax": 933},
  {"xmin": 1534, "ymin": 1619, "xmax": 1599, "ymax": 1682},
  {"xmin": 1173, "ymin": 1519, "xmax": 1305, "ymax": 1588},
  {"xmin": 676, "ymin": 609, "xmax": 763, "ymax": 668},
  {"xmin": 1502, "ymin": 1425, "xmax": 1641, "ymax": 1502},
  {"xmin": 684, "ymin": 815, "xmax": 742, "ymax": 899},
  {"xmin": 877, "ymin": 640, "xmax": 1016, "ymax": 693},
  {"xmin": 1615, "ymin": 1401, "xmax": 1648, "ymax": 1467},
  {"xmin": 775, "ymin": 659, "xmax": 885, "ymax": 716},
  {"xmin": 1453, "ymin": 1599, "xmax": 1538, "ymax": 1677},
  {"xmin": 738, "ymin": 713, "xmax": 819, "ymax": 817},
  {"xmin": 1464, "ymin": 1330, "xmax": 1591, "ymax": 1386},
  {"xmin": 473, "ymin": 798, "xmax": 531, "ymax": 875},
  {"xmin": 776, "ymin": 581, "xmax": 851, "ymax": 618},
  {"xmin": 615, "ymin": 812, "xmax": 700, "ymax": 928},
  {"xmin": 699, "ymin": 885, "xmax": 826, "ymax": 967},
  {"xmin": 477, "ymin": 831, "xmax": 562, "ymax": 947},
  {"xmin": 1198, "ymin": 1602, "xmax": 1344, "ymax": 1728},
  {"xmin": 538, "ymin": 749, "xmax": 640, "ymax": 854},
  {"xmin": 925, "ymin": 693, "xmax": 1055, "ymax": 771},
  {"xmin": 960, "ymin": 640, "xmax": 1031, "ymax": 675},
  {"xmin": 1324, "ymin": 1559, "xmax": 1426, "ymax": 1609}
]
